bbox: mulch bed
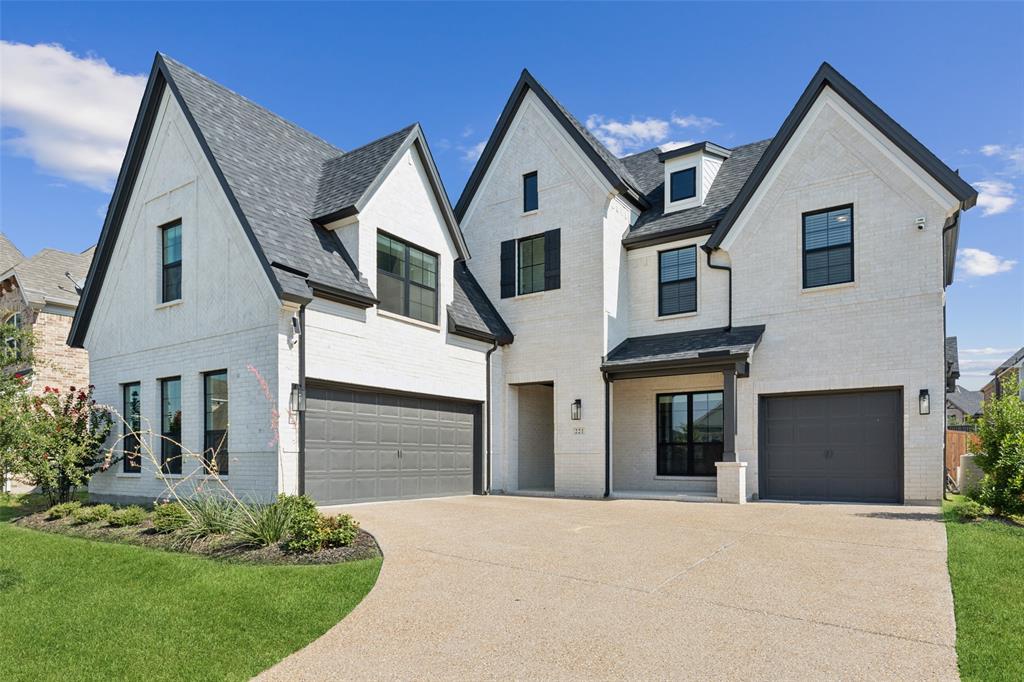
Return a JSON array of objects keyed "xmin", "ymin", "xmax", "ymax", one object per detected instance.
[{"xmin": 14, "ymin": 512, "xmax": 381, "ymax": 565}]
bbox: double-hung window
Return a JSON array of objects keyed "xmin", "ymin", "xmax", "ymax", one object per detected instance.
[
  {"xmin": 161, "ymin": 221, "xmax": 182, "ymax": 302},
  {"xmin": 656, "ymin": 391, "xmax": 724, "ymax": 476},
  {"xmin": 523, "ymin": 171, "xmax": 538, "ymax": 212},
  {"xmin": 203, "ymin": 370, "xmax": 228, "ymax": 476},
  {"xmin": 802, "ymin": 205, "xmax": 853, "ymax": 288},
  {"xmin": 160, "ymin": 377, "xmax": 182, "ymax": 475},
  {"xmin": 658, "ymin": 246, "xmax": 697, "ymax": 316},
  {"xmin": 122, "ymin": 382, "xmax": 141, "ymax": 474},
  {"xmin": 377, "ymin": 233, "xmax": 438, "ymax": 324},
  {"xmin": 517, "ymin": 234, "xmax": 545, "ymax": 295}
]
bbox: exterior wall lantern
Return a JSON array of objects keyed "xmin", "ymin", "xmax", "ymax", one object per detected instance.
[
  {"xmin": 918, "ymin": 389, "xmax": 930, "ymax": 415},
  {"xmin": 290, "ymin": 384, "xmax": 306, "ymax": 413},
  {"xmin": 570, "ymin": 399, "xmax": 582, "ymax": 421}
]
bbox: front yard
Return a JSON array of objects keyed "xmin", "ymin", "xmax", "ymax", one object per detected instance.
[
  {"xmin": 0, "ymin": 495, "xmax": 380, "ymax": 682},
  {"xmin": 943, "ymin": 496, "xmax": 1024, "ymax": 682}
]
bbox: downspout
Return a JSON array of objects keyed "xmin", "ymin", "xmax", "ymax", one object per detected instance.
[
  {"xmin": 704, "ymin": 246, "xmax": 732, "ymax": 330},
  {"xmin": 484, "ymin": 340, "xmax": 498, "ymax": 494},
  {"xmin": 297, "ymin": 304, "xmax": 307, "ymax": 496},
  {"xmin": 604, "ymin": 373, "xmax": 611, "ymax": 498}
]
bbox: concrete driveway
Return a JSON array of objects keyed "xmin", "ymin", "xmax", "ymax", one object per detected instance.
[{"xmin": 259, "ymin": 496, "xmax": 957, "ymax": 681}]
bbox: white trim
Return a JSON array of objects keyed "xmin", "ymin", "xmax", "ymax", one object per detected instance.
[{"xmin": 376, "ymin": 308, "xmax": 441, "ymax": 332}]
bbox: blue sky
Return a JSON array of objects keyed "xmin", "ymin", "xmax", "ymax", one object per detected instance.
[{"xmin": 1, "ymin": 1, "xmax": 1021, "ymax": 387}]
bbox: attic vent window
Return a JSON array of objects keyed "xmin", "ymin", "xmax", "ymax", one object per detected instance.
[
  {"xmin": 523, "ymin": 171, "xmax": 538, "ymax": 213},
  {"xmin": 670, "ymin": 168, "xmax": 697, "ymax": 203}
]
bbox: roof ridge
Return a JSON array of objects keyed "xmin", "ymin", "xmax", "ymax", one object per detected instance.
[{"xmin": 326, "ymin": 123, "xmax": 418, "ymax": 161}]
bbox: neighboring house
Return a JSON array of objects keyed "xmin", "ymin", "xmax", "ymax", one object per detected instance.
[
  {"xmin": 0, "ymin": 233, "xmax": 24, "ymax": 274},
  {"xmin": 1, "ymin": 240, "xmax": 93, "ymax": 394},
  {"xmin": 981, "ymin": 346, "xmax": 1024, "ymax": 401},
  {"xmin": 456, "ymin": 63, "xmax": 976, "ymax": 505},
  {"xmin": 73, "ymin": 55, "xmax": 510, "ymax": 504},
  {"xmin": 945, "ymin": 335, "xmax": 960, "ymax": 393},
  {"xmin": 946, "ymin": 385, "xmax": 983, "ymax": 425},
  {"xmin": 75, "ymin": 56, "xmax": 976, "ymax": 508}
]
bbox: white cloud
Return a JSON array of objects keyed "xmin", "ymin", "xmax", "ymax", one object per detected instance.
[
  {"xmin": 658, "ymin": 140, "xmax": 695, "ymax": 153},
  {"xmin": 978, "ymin": 143, "xmax": 1024, "ymax": 176},
  {"xmin": 462, "ymin": 140, "xmax": 486, "ymax": 162},
  {"xmin": 956, "ymin": 247, "xmax": 1017, "ymax": 277},
  {"xmin": 980, "ymin": 144, "xmax": 1003, "ymax": 157},
  {"xmin": 973, "ymin": 179, "xmax": 1017, "ymax": 216},
  {"xmin": 0, "ymin": 41, "xmax": 146, "ymax": 191},
  {"xmin": 585, "ymin": 115, "xmax": 670, "ymax": 156},
  {"xmin": 961, "ymin": 347, "xmax": 1017, "ymax": 356},
  {"xmin": 671, "ymin": 114, "xmax": 721, "ymax": 131}
]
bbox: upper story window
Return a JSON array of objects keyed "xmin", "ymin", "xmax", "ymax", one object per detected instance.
[
  {"xmin": 500, "ymin": 230, "xmax": 560, "ymax": 299},
  {"xmin": 122, "ymin": 382, "xmax": 141, "ymax": 474},
  {"xmin": 203, "ymin": 370, "xmax": 228, "ymax": 476},
  {"xmin": 161, "ymin": 221, "xmax": 182, "ymax": 302},
  {"xmin": 160, "ymin": 376, "xmax": 182, "ymax": 475},
  {"xmin": 669, "ymin": 168, "xmax": 697, "ymax": 203},
  {"xmin": 803, "ymin": 205, "xmax": 853, "ymax": 289},
  {"xmin": 523, "ymin": 171, "xmax": 538, "ymax": 212},
  {"xmin": 659, "ymin": 246, "xmax": 697, "ymax": 316},
  {"xmin": 3, "ymin": 312, "xmax": 23, "ymax": 355},
  {"xmin": 377, "ymin": 233, "xmax": 438, "ymax": 325}
]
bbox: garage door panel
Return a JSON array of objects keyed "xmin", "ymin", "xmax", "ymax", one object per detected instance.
[
  {"xmin": 762, "ymin": 390, "xmax": 901, "ymax": 503},
  {"xmin": 304, "ymin": 384, "xmax": 478, "ymax": 505}
]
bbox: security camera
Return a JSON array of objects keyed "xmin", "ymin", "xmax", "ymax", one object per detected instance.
[{"xmin": 915, "ymin": 217, "xmax": 926, "ymax": 230}]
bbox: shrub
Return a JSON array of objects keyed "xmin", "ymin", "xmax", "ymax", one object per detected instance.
[
  {"xmin": 230, "ymin": 499, "xmax": 294, "ymax": 547},
  {"xmin": 285, "ymin": 496, "xmax": 359, "ymax": 552},
  {"xmin": 47, "ymin": 500, "xmax": 82, "ymax": 519},
  {"xmin": 954, "ymin": 497, "xmax": 989, "ymax": 521},
  {"xmin": 973, "ymin": 379, "xmax": 1024, "ymax": 517},
  {"xmin": 181, "ymin": 496, "xmax": 236, "ymax": 536},
  {"xmin": 152, "ymin": 502, "xmax": 190, "ymax": 533},
  {"xmin": 71, "ymin": 503, "xmax": 113, "ymax": 524},
  {"xmin": 108, "ymin": 506, "xmax": 147, "ymax": 527}
]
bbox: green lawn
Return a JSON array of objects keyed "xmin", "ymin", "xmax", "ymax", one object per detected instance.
[
  {"xmin": 943, "ymin": 497, "xmax": 1024, "ymax": 682},
  {"xmin": 0, "ymin": 495, "xmax": 381, "ymax": 681}
]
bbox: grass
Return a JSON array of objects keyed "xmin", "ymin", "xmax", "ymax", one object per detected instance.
[
  {"xmin": 943, "ymin": 495, "xmax": 1024, "ymax": 682},
  {"xmin": 0, "ymin": 494, "xmax": 381, "ymax": 681}
]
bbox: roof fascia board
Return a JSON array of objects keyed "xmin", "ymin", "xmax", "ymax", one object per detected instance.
[
  {"xmin": 706, "ymin": 62, "xmax": 978, "ymax": 250},
  {"xmin": 601, "ymin": 353, "xmax": 749, "ymax": 381},
  {"xmin": 622, "ymin": 224, "xmax": 716, "ymax": 250},
  {"xmin": 657, "ymin": 141, "xmax": 732, "ymax": 163}
]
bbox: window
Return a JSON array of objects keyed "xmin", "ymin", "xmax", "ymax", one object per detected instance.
[
  {"xmin": 3, "ymin": 312, "xmax": 22, "ymax": 355},
  {"xmin": 203, "ymin": 371, "xmax": 228, "ymax": 476},
  {"xmin": 659, "ymin": 246, "xmax": 697, "ymax": 316},
  {"xmin": 803, "ymin": 205, "xmax": 853, "ymax": 288},
  {"xmin": 669, "ymin": 168, "xmax": 697, "ymax": 202},
  {"xmin": 517, "ymin": 235, "xmax": 545, "ymax": 295},
  {"xmin": 122, "ymin": 383, "xmax": 141, "ymax": 473},
  {"xmin": 656, "ymin": 391, "xmax": 724, "ymax": 476},
  {"xmin": 160, "ymin": 377, "xmax": 182, "ymax": 475},
  {"xmin": 523, "ymin": 171, "xmax": 538, "ymax": 212},
  {"xmin": 161, "ymin": 221, "xmax": 182, "ymax": 302},
  {"xmin": 376, "ymin": 233, "xmax": 438, "ymax": 324}
]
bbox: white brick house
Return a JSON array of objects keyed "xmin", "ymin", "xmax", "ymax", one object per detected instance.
[{"xmin": 75, "ymin": 56, "xmax": 975, "ymax": 507}]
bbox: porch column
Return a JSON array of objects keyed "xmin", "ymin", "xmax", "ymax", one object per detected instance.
[{"xmin": 722, "ymin": 367, "xmax": 737, "ymax": 462}]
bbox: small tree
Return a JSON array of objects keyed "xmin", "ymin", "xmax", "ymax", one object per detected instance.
[
  {"xmin": 972, "ymin": 378, "xmax": 1024, "ymax": 517},
  {"xmin": 18, "ymin": 385, "xmax": 114, "ymax": 505},
  {"xmin": 0, "ymin": 316, "xmax": 34, "ymax": 494}
]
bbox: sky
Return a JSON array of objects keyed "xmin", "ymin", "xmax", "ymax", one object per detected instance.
[{"xmin": 1, "ymin": 1, "xmax": 1021, "ymax": 388}]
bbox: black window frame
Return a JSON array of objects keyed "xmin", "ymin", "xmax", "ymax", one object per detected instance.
[
  {"xmin": 122, "ymin": 382, "xmax": 141, "ymax": 474},
  {"xmin": 517, "ymin": 233, "xmax": 546, "ymax": 295},
  {"xmin": 376, "ymin": 232, "xmax": 439, "ymax": 325},
  {"xmin": 658, "ymin": 245, "xmax": 698, "ymax": 316},
  {"xmin": 203, "ymin": 370, "xmax": 228, "ymax": 476},
  {"xmin": 523, "ymin": 171, "xmax": 538, "ymax": 213},
  {"xmin": 802, "ymin": 204, "xmax": 854, "ymax": 289},
  {"xmin": 669, "ymin": 167, "xmax": 697, "ymax": 203},
  {"xmin": 160, "ymin": 376, "xmax": 182, "ymax": 475},
  {"xmin": 656, "ymin": 390, "xmax": 725, "ymax": 477},
  {"xmin": 160, "ymin": 220, "xmax": 182, "ymax": 303}
]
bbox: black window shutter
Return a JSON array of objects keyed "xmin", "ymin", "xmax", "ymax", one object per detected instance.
[
  {"xmin": 543, "ymin": 229, "xmax": 560, "ymax": 291},
  {"xmin": 500, "ymin": 239, "xmax": 516, "ymax": 298}
]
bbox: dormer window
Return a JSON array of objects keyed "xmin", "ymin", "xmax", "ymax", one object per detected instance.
[{"xmin": 669, "ymin": 168, "xmax": 697, "ymax": 202}]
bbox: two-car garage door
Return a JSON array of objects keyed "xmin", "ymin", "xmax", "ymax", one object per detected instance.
[
  {"xmin": 760, "ymin": 389, "xmax": 902, "ymax": 503},
  {"xmin": 303, "ymin": 384, "xmax": 481, "ymax": 505}
]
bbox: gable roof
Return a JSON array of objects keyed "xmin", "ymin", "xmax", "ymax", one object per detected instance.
[
  {"xmin": 454, "ymin": 69, "xmax": 648, "ymax": 221},
  {"xmin": 70, "ymin": 54, "xmax": 501, "ymax": 347},
  {"xmin": 705, "ymin": 62, "xmax": 978, "ymax": 250},
  {"xmin": 0, "ymin": 233, "xmax": 25, "ymax": 275},
  {"xmin": 946, "ymin": 386, "xmax": 984, "ymax": 417},
  {"xmin": 993, "ymin": 346, "xmax": 1024, "ymax": 376},
  {"xmin": 3, "ymin": 246, "xmax": 95, "ymax": 309}
]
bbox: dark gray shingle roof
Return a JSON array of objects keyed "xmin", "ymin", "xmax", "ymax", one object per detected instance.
[
  {"xmin": 621, "ymin": 139, "xmax": 772, "ymax": 245},
  {"xmin": 313, "ymin": 125, "xmax": 417, "ymax": 221},
  {"xmin": 450, "ymin": 262, "xmax": 513, "ymax": 344},
  {"xmin": 946, "ymin": 386, "xmax": 983, "ymax": 417},
  {"xmin": 993, "ymin": 346, "xmax": 1024, "ymax": 375},
  {"xmin": 603, "ymin": 325, "xmax": 765, "ymax": 370},
  {"xmin": 945, "ymin": 336, "xmax": 960, "ymax": 377}
]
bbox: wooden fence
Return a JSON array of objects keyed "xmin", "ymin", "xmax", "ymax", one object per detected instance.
[{"xmin": 946, "ymin": 429, "xmax": 979, "ymax": 477}]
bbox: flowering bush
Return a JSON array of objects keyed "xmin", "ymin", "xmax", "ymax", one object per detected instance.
[{"xmin": 17, "ymin": 385, "xmax": 114, "ymax": 505}]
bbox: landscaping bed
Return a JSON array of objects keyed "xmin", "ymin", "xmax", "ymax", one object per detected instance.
[{"xmin": 14, "ymin": 508, "xmax": 381, "ymax": 565}]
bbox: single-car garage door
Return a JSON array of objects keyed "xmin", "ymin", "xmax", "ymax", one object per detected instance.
[
  {"xmin": 760, "ymin": 389, "xmax": 902, "ymax": 503},
  {"xmin": 304, "ymin": 384, "xmax": 481, "ymax": 505}
]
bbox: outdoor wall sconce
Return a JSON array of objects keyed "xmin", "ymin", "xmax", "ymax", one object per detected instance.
[
  {"xmin": 570, "ymin": 399, "xmax": 582, "ymax": 421},
  {"xmin": 919, "ymin": 389, "xmax": 930, "ymax": 415},
  {"xmin": 290, "ymin": 384, "xmax": 306, "ymax": 413}
]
